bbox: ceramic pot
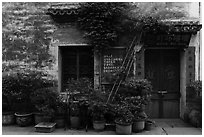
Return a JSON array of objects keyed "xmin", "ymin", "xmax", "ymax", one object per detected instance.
[
  {"xmin": 93, "ymin": 120, "xmax": 105, "ymax": 131},
  {"xmin": 15, "ymin": 112, "xmax": 33, "ymax": 126},
  {"xmin": 70, "ymin": 116, "xmax": 80, "ymax": 129},
  {"xmin": 145, "ymin": 120, "xmax": 153, "ymax": 131},
  {"xmin": 132, "ymin": 119, "xmax": 145, "ymax": 132},
  {"xmin": 55, "ymin": 116, "xmax": 65, "ymax": 128},
  {"xmin": 2, "ymin": 112, "xmax": 15, "ymax": 125},
  {"xmin": 115, "ymin": 120, "xmax": 132, "ymax": 135}
]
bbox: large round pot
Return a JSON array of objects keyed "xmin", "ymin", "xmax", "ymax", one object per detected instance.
[
  {"xmin": 34, "ymin": 112, "xmax": 44, "ymax": 125},
  {"xmin": 145, "ymin": 120, "xmax": 153, "ymax": 131},
  {"xmin": 55, "ymin": 116, "xmax": 65, "ymax": 128},
  {"xmin": 2, "ymin": 112, "xmax": 15, "ymax": 125},
  {"xmin": 15, "ymin": 112, "xmax": 33, "ymax": 127},
  {"xmin": 132, "ymin": 119, "xmax": 145, "ymax": 133},
  {"xmin": 70, "ymin": 116, "xmax": 80, "ymax": 129},
  {"xmin": 93, "ymin": 120, "xmax": 105, "ymax": 131},
  {"xmin": 115, "ymin": 120, "xmax": 132, "ymax": 135}
]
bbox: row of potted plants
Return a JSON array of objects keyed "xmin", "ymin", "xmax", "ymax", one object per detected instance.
[
  {"xmin": 112, "ymin": 77, "xmax": 153, "ymax": 134},
  {"xmin": 3, "ymin": 70, "xmax": 154, "ymax": 134},
  {"xmin": 2, "ymin": 70, "xmax": 58, "ymax": 126},
  {"xmin": 84, "ymin": 77, "xmax": 154, "ymax": 134}
]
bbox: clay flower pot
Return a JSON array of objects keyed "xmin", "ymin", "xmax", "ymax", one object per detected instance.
[
  {"xmin": 2, "ymin": 112, "xmax": 15, "ymax": 125},
  {"xmin": 145, "ymin": 120, "xmax": 154, "ymax": 131},
  {"xmin": 15, "ymin": 112, "xmax": 33, "ymax": 127},
  {"xmin": 132, "ymin": 119, "xmax": 145, "ymax": 133},
  {"xmin": 115, "ymin": 120, "xmax": 132, "ymax": 135},
  {"xmin": 70, "ymin": 116, "xmax": 80, "ymax": 129},
  {"xmin": 93, "ymin": 120, "xmax": 105, "ymax": 131},
  {"xmin": 55, "ymin": 115, "xmax": 65, "ymax": 128}
]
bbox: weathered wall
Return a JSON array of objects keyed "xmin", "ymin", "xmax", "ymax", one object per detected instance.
[
  {"xmin": 186, "ymin": 2, "xmax": 201, "ymax": 80},
  {"xmin": 48, "ymin": 2, "xmax": 201, "ymax": 92},
  {"xmin": 52, "ymin": 24, "xmax": 88, "ymax": 45}
]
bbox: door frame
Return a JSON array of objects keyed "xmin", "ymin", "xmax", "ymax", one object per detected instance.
[{"xmin": 144, "ymin": 47, "xmax": 187, "ymax": 118}]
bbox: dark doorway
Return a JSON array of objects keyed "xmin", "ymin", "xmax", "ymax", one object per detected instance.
[
  {"xmin": 61, "ymin": 46, "xmax": 94, "ymax": 91},
  {"xmin": 145, "ymin": 49, "xmax": 180, "ymax": 118}
]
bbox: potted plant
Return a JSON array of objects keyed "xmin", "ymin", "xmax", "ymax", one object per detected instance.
[
  {"xmin": 54, "ymin": 96, "xmax": 66, "ymax": 128},
  {"xmin": 89, "ymin": 101, "xmax": 106, "ymax": 131},
  {"xmin": 125, "ymin": 96, "xmax": 148, "ymax": 133},
  {"xmin": 5, "ymin": 70, "xmax": 55, "ymax": 127},
  {"xmin": 65, "ymin": 77, "xmax": 94, "ymax": 129},
  {"xmin": 2, "ymin": 95, "xmax": 15, "ymax": 125},
  {"xmin": 115, "ymin": 103, "xmax": 134, "ymax": 135},
  {"xmin": 132, "ymin": 113, "xmax": 146, "ymax": 133},
  {"xmin": 2, "ymin": 73, "xmax": 16, "ymax": 125},
  {"xmin": 144, "ymin": 119, "xmax": 154, "ymax": 131},
  {"xmin": 186, "ymin": 80, "xmax": 202, "ymax": 127},
  {"xmin": 121, "ymin": 78, "xmax": 152, "ymax": 102},
  {"xmin": 2, "ymin": 71, "xmax": 38, "ymax": 127},
  {"xmin": 31, "ymin": 87, "xmax": 59, "ymax": 124},
  {"xmin": 69, "ymin": 101, "xmax": 80, "ymax": 129},
  {"xmin": 119, "ymin": 78, "xmax": 152, "ymax": 132}
]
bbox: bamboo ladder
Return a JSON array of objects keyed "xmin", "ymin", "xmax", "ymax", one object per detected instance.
[{"xmin": 106, "ymin": 33, "xmax": 142, "ymax": 104}]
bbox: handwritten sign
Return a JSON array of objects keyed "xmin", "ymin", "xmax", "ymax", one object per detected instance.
[
  {"xmin": 103, "ymin": 55, "xmax": 123, "ymax": 73},
  {"xmin": 102, "ymin": 48, "xmax": 125, "ymax": 73}
]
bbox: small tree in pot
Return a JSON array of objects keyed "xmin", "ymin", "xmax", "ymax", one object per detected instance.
[
  {"xmin": 10, "ymin": 72, "xmax": 35, "ymax": 126},
  {"xmin": 2, "ymin": 70, "xmax": 48, "ymax": 126},
  {"xmin": 124, "ymin": 96, "xmax": 148, "ymax": 132},
  {"xmin": 69, "ymin": 101, "xmax": 80, "ymax": 129},
  {"xmin": 2, "ymin": 74, "xmax": 15, "ymax": 125},
  {"xmin": 31, "ymin": 87, "xmax": 59, "ymax": 124},
  {"xmin": 65, "ymin": 77, "xmax": 94, "ymax": 129},
  {"xmin": 89, "ymin": 101, "xmax": 107, "ymax": 131},
  {"xmin": 119, "ymin": 78, "xmax": 152, "ymax": 132},
  {"xmin": 115, "ymin": 102, "xmax": 134, "ymax": 135},
  {"xmin": 54, "ymin": 96, "xmax": 67, "ymax": 128}
]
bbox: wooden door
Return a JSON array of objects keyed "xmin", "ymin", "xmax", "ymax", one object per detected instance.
[
  {"xmin": 61, "ymin": 46, "xmax": 94, "ymax": 91},
  {"xmin": 145, "ymin": 49, "xmax": 180, "ymax": 118}
]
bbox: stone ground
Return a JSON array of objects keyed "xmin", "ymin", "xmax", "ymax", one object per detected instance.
[{"xmin": 2, "ymin": 119, "xmax": 202, "ymax": 135}]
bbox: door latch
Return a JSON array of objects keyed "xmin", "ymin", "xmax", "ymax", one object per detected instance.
[{"xmin": 158, "ymin": 90, "xmax": 168, "ymax": 96}]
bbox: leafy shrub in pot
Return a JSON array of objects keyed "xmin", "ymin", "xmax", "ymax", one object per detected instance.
[
  {"xmin": 2, "ymin": 70, "xmax": 47, "ymax": 126},
  {"xmin": 54, "ymin": 96, "xmax": 67, "ymax": 128},
  {"xmin": 120, "ymin": 78, "xmax": 152, "ymax": 102},
  {"xmin": 115, "ymin": 102, "xmax": 134, "ymax": 135},
  {"xmin": 65, "ymin": 77, "xmax": 94, "ymax": 129},
  {"xmin": 187, "ymin": 80, "xmax": 202, "ymax": 98},
  {"xmin": 3, "ymin": 70, "xmax": 56, "ymax": 112},
  {"xmin": 89, "ymin": 101, "xmax": 107, "ymax": 131},
  {"xmin": 186, "ymin": 80, "xmax": 202, "ymax": 127},
  {"xmin": 117, "ymin": 78, "xmax": 153, "ymax": 132},
  {"xmin": 124, "ymin": 96, "xmax": 147, "ymax": 132},
  {"xmin": 70, "ymin": 101, "xmax": 80, "ymax": 128},
  {"xmin": 2, "ymin": 92, "xmax": 15, "ymax": 125},
  {"xmin": 31, "ymin": 87, "xmax": 59, "ymax": 124}
]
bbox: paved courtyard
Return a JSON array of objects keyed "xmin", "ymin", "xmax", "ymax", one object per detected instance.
[{"xmin": 2, "ymin": 119, "xmax": 202, "ymax": 135}]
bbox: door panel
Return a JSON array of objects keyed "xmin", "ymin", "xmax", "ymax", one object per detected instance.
[
  {"xmin": 145, "ymin": 49, "xmax": 180, "ymax": 118},
  {"xmin": 163, "ymin": 100, "xmax": 179, "ymax": 118},
  {"xmin": 146, "ymin": 100, "xmax": 159, "ymax": 118}
]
